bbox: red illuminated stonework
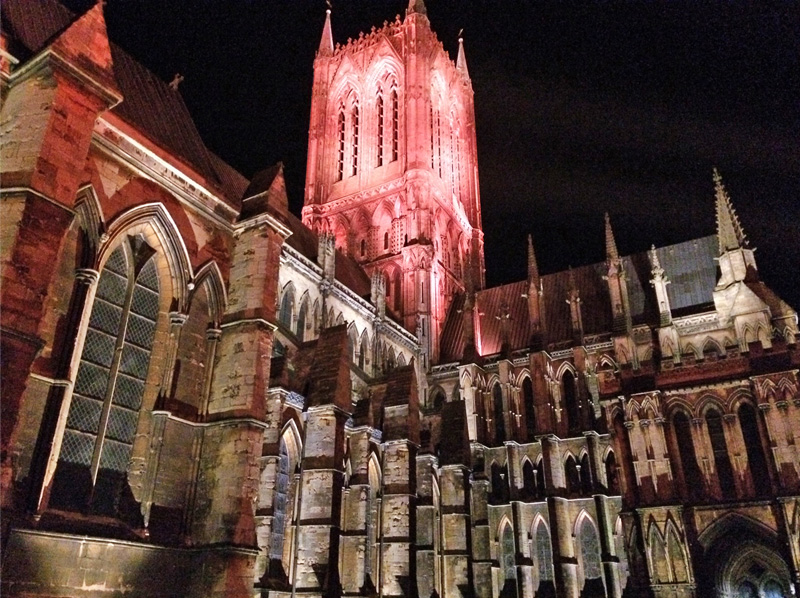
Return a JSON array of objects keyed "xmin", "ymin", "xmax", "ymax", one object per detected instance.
[
  {"xmin": 2, "ymin": 1, "xmax": 799, "ymax": 598},
  {"xmin": 302, "ymin": 7, "xmax": 484, "ymax": 366}
]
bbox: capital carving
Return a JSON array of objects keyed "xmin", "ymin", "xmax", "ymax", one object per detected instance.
[{"xmin": 75, "ymin": 268, "xmax": 100, "ymax": 286}]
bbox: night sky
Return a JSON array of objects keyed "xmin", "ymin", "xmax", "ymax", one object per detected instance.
[{"xmin": 66, "ymin": 1, "xmax": 800, "ymax": 308}]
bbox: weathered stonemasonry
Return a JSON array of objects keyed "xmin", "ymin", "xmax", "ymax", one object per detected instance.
[{"xmin": 2, "ymin": 1, "xmax": 799, "ymax": 598}]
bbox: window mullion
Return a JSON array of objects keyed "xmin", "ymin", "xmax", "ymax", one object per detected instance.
[{"xmin": 89, "ymin": 260, "xmax": 137, "ymax": 484}]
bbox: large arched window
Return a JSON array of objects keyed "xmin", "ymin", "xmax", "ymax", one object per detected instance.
[
  {"xmin": 738, "ymin": 403, "xmax": 770, "ymax": 495},
  {"xmin": 522, "ymin": 377, "xmax": 536, "ymax": 441},
  {"xmin": 492, "ymin": 382, "xmax": 506, "ymax": 444},
  {"xmin": 706, "ymin": 409, "xmax": 736, "ymax": 498},
  {"xmin": 52, "ymin": 238, "xmax": 159, "ymax": 515}
]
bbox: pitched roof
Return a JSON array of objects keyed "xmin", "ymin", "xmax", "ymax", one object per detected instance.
[
  {"xmin": 282, "ymin": 212, "xmax": 372, "ymax": 300},
  {"xmin": 2, "ymin": 0, "xmax": 248, "ymax": 208},
  {"xmin": 439, "ymin": 235, "xmax": 719, "ymax": 362}
]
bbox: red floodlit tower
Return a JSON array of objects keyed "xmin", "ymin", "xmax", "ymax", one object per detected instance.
[{"xmin": 302, "ymin": 0, "xmax": 485, "ymax": 367}]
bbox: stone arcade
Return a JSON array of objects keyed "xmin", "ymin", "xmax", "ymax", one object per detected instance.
[{"xmin": 1, "ymin": 2, "xmax": 798, "ymax": 598}]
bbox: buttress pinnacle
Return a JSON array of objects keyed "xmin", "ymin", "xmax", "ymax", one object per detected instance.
[
  {"xmin": 527, "ymin": 234, "xmax": 539, "ymax": 281},
  {"xmin": 714, "ymin": 168, "xmax": 748, "ymax": 254}
]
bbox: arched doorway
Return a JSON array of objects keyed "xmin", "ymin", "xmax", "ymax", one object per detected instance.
[{"xmin": 697, "ymin": 515, "xmax": 792, "ymax": 598}]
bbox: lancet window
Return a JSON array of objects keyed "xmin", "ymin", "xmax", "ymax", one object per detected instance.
[
  {"xmin": 579, "ymin": 517, "xmax": 602, "ymax": 580},
  {"xmin": 706, "ymin": 409, "xmax": 736, "ymax": 497},
  {"xmin": 337, "ymin": 108, "xmax": 346, "ymax": 181},
  {"xmin": 351, "ymin": 103, "xmax": 360, "ymax": 176},
  {"xmin": 377, "ymin": 93, "xmax": 385, "ymax": 167},
  {"xmin": 390, "ymin": 88, "xmax": 399, "ymax": 161},
  {"xmin": 51, "ymin": 238, "xmax": 159, "ymax": 514},
  {"xmin": 534, "ymin": 522, "xmax": 554, "ymax": 582}
]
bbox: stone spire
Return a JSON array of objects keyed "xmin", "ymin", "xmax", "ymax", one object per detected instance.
[
  {"xmin": 456, "ymin": 34, "xmax": 470, "ymax": 79},
  {"xmin": 605, "ymin": 212, "xmax": 620, "ymax": 262},
  {"xmin": 714, "ymin": 168, "xmax": 747, "ymax": 254},
  {"xmin": 407, "ymin": 0, "xmax": 427, "ymax": 15},
  {"xmin": 527, "ymin": 234, "xmax": 539, "ymax": 281},
  {"xmin": 318, "ymin": 9, "xmax": 334, "ymax": 57},
  {"xmin": 526, "ymin": 234, "xmax": 546, "ymax": 349}
]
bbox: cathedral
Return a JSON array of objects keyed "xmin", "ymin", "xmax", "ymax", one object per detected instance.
[{"xmin": 1, "ymin": 2, "xmax": 798, "ymax": 598}]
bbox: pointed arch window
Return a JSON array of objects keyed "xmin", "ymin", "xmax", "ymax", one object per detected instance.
[
  {"xmin": 579, "ymin": 453, "xmax": 593, "ymax": 495},
  {"xmin": 492, "ymin": 382, "xmax": 506, "ymax": 444},
  {"xmin": 279, "ymin": 286, "xmax": 294, "ymax": 328},
  {"xmin": 563, "ymin": 370, "xmax": 580, "ymax": 434},
  {"xmin": 706, "ymin": 409, "xmax": 736, "ymax": 497},
  {"xmin": 269, "ymin": 436, "xmax": 291, "ymax": 564},
  {"xmin": 296, "ymin": 297, "xmax": 308, "ymax": 341},
  {"xmin": 522, "ymin": 377, "xmax": 536, "ymax": 440},
  {"xmin": 522, "ymin": 460, "xmax": 536, "ymax": 500},
  {"xmin": 738, "ymin": 403, "xmax": 770, "ymax": 495},
  {"xmin": 579, "ymin": 517, "xmax": 602, "ymax": 580},
  {"xmin": 673, "ymin": 411, "xmax": 703, "ymax": 500},
  {"xmin": 377, "ymin": 92, "xmax": 385, "ymax": 167},
  {"xmin": 605, "ymin": 450, "xmax": 619, "ymax": 494},
  {"xmin": 52, "ymin": 238, "xmax": 159, "ymax": 514},
  {"xmin": 500, "ymin": 523, "xmax": 516, "ymax": 584},
  {"xmin": 351, "ymin": 103, "xmax": 360, "ymax": 176},
  {"xmin": 390, "ymin": 88, "xmax": 399, "ymax": 162},
  {"xmin": 534, "ymin": 522, "xmax": 554, "ymax": 582},
  {"xmin": 336, "ymin": 108, "xmax": 346, "ymax": 181},
  {"xmin": 535, "ymin": 457, "xmax": 545, "ymax": 499},
  {"xmin": 565, "ymin": 455, "xmax": 580, "ymax": 495}
]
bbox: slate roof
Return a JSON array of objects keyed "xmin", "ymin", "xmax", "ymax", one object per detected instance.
[
  {"xmin": 2, "ymin": 0, "xmax": 248, "ymax": 208},
  {"xmin": 440, "ymin": 235, "xmax": 720, "ymax": 362}
]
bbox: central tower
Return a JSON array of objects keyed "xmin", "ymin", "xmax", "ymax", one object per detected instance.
[{"xmin": 302, "ymin": 0, "xmax": 485, "ymax": 367}]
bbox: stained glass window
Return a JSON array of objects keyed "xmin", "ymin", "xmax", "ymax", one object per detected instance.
[{"xmin": 580, "ymin": 518, "xmax": 602, "ymax": 580}]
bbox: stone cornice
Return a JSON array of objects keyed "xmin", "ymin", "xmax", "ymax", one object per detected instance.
[{"xmin": 93, "ymin": 119, "xmax": 239, "ymax": 229}]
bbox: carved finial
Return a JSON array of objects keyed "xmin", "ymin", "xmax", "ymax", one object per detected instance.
[
  {"xmin": 168, "ymin": 73, "xmax": 184, "ymax": 91},
  {"xmin": 648, "ymin": 244, "xmax": 662, "ymax": 271},
  {"xmin": 714, "ymin": 167, "xmax": 748, "ymax": 254}
]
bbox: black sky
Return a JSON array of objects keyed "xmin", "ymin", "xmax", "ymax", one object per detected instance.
[{"xmin": 66, "ymin": 0, "xmax": 800, "ymax": 308}]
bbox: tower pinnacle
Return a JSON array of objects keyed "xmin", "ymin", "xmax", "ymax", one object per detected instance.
[
  {"xmin": 527, "ymin": 234, "xmax": 539, "ymax": 281},
  {"xmin": 604, "ymin": 212, "xmax": 620, "ymax": 262},
  {"xmin": 456, "ymin": 35, "xmax": 470, "ymax": 78},
  {"xmin": 318, "ymin": 8, "xmax": 334, "ymax": 57},
  {"xmin": 714, "ymin": 168, "xmax": 747, "ymax": 254}
]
